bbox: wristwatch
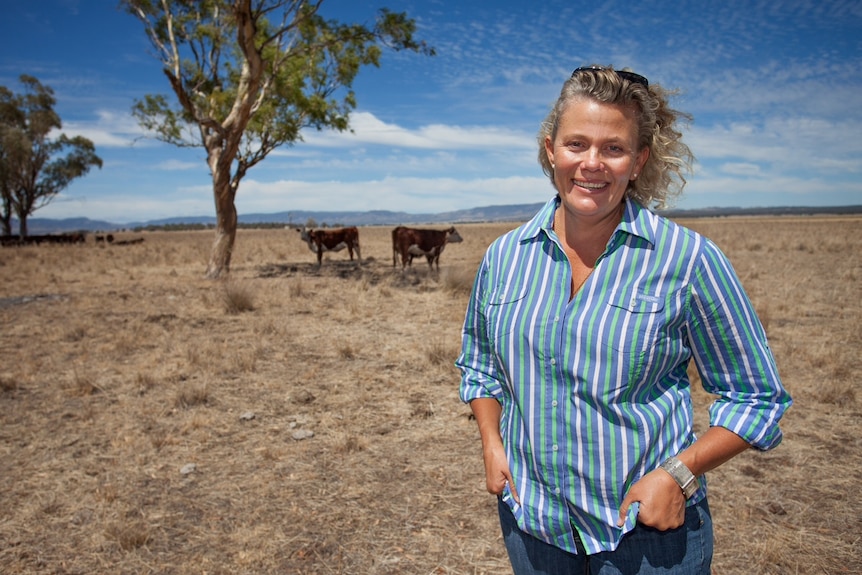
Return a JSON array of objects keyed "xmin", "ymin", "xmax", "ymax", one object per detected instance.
[{"xmin": 659, "ymin": 456, "xmax": 700, "ymax": 499}]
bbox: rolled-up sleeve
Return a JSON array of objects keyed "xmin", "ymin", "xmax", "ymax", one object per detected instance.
[
  {"xmin": 687, "ymin": 239, "xmax": 792, "ymax": 451},
  {"xmin": 457, "ymin": 259, "xmax": 505, "ymax": 404}
]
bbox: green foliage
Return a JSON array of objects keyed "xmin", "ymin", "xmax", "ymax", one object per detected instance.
[{"xmin": 0, "ymin": 75, "xmax": 102, "ymax": 236}]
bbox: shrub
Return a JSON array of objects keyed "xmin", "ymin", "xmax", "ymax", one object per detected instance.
[{"xmin": 221, "ymin": 281, "xmax": 255, "ymax": 314}]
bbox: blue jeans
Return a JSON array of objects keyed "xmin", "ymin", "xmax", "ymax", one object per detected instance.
[{"xmin": 498, "ymin": 497, "xmax": 713, "ymax": 574}]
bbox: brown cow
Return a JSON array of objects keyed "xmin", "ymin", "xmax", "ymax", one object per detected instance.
[
  {"xmin": 297, "ymin": 226, "xmax": 361, "ymax": 265},
  {"xmin": 391, "ymin": 226, "xmax": 463, "ymax": 271}
]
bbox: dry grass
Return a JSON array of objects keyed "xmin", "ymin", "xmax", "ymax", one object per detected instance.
[{"xmin": 0, "ymin": 218, "xmax": 859, "ymax": 574}]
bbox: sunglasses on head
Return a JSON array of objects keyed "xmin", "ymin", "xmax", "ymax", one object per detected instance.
[{"xmin": 572, "ymin": 66, "xmax": 649, "ymax": 89}]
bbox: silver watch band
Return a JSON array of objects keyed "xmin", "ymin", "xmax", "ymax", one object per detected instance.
[{"xmin": 659, "ymin": 456, "xmax": 700, "ymax": 499}]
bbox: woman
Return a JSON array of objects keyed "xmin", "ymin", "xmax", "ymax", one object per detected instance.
[{"xmin": 456, "ymin": 65, "xmax": 792, "ymax": 574}]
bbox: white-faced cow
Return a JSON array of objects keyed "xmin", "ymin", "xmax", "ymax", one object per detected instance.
[
  {"xmin": 297, "ymin": 226, "xmax": 361, "ymax": 265},
  {"xmin": 391, "ymin": 226, "xmax": 463, "ymax": 271}
]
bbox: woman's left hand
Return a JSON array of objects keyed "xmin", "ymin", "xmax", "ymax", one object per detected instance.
[{"xmin": 617, "ymin": 468, "xmax": 686, "ymax": 530}]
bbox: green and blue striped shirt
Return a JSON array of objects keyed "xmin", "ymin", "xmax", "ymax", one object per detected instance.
[{"xmin": 457, "ymin": 196, "xmax": 791, "ymax": 554}]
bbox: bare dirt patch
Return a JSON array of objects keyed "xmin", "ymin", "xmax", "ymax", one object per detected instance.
[{"xmin": 0, "ymin": 218, "xmax": 859, "ymax": 574}]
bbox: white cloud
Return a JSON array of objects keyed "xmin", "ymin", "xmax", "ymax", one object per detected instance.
[
  {"xmin": 234, "ymin": 175, "xmax": 550, "ymax": 215},
  {"xmin": 720, "ymin": 163, "xmax": 762, "ymax": 176},
  {"xmin": 303, "ymin": 111, "xmax": 532, "ymax": 151},
  {"xmin": 688, "ymin": 117, "xmax": 862, "ymax": 177},
  {"xmin": 157, "ymin": 160, "xmax": 201, "ymax": 171},
  {"xmin": 60, "ymin": 109, "xmax": 149, "ymax": 147}
]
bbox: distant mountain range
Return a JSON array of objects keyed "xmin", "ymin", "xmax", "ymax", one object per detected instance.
[{"xmin": 16, "ymin": 203, "xmax": 862, "ymax": 234}]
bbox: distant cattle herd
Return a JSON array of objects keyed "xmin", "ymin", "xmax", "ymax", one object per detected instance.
[
  {"xmin": 0, "ymin": 232, "xmax": 144, "ymax": 247},
  {"xmin": 1, "ymin": 225, "xmax": 465, "ymax": 269},
  {"xmin": 295, "ymin": 224, "xmax": 463, "ymax": 269},
  {"xmin": 0, "ymin": 232, "xmax": 87, "ymax": 246}
]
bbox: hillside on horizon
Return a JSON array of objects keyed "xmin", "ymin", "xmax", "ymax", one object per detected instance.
[{"xmin": 15, "ymin": 202, "xmax": 862, "ymax": 234}]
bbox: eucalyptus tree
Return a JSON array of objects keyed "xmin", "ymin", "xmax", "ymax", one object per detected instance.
[
  {"xmin": 0, "ymin": 76, "xmax": 102, "ymax": 237},
  {"xmin": 124, "ymin": 0, "xmax": 433, "ymax": 278},
  {"xmin": 0, "ymin": 85, "xmax": 20, "ymax": 235}
]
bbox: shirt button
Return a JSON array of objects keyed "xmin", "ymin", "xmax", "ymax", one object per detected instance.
[
  {"xmin": 554, "ymin": 487, "xmax": 561, "ymax": 494},
  {"xmin": 552, "ymin": 445, "xmax": 559, "ymax": 451},
  {"xmin": 552, "ymin": 400, "xmax": 558, "ymax": 407},
  {"xmin": 550, "ymin": 358, "xmax": 556, "ymax": 366},
  {"xmin": 554, "ymin": 316, "xmax": 560, "ymax": 322}
]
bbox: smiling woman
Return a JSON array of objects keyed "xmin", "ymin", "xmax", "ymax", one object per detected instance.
[{"xmin": 456, "ymin": 65, "xmax": 792, "ymax": 575}]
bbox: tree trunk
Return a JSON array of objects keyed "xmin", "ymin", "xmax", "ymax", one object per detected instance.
[
  {"xmin": 0, "ymin": 210, "xmax": 11, "ymax": 236},
  {"xmin": 16, "ymin": 208, "xmax": 28, "ymax": 238},
  {"xmin": 203, "ymin": 143, "xmax": 239, "ymax": 279},
  {"xmin": 204, "ymin": 183, "xmax": 237, "ymax": 279}
]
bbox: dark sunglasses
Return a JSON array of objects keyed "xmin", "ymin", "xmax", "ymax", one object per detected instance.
[{"xmin": 572, "ymin": 66, "xmax": 649, "ymax": 89}]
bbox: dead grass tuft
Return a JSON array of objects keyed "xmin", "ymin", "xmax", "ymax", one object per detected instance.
[
  {"xmin": 339, "ymin": 343, "xmax": 357, "ymax": 359},
  {"xmin": 231, "ymin": 347, "xmax": 259, "ymax": 373},
  {"xmin": 221, "ymin": 280, "xmax": 255, "ymax": 314},
  {"xmin": 338, "ymin": 434, "xmax": 368, "ymax": 453},
  {"xmin": 819, "ymin": 381, "xmax": 856, "ymax": 405},
  {"xmin": 0, "ymin": 374, "xmax": 17, "ymax": 392},
  {"xmin": 427, "ymin": 338, "xmax": 457, "ymax": 365},
  {"xmin": 442, "ymin": 264, "xmax": 476, "ymax": 297},
  {"xmin": 288, "ymin": 277, "xmax": 306, "ymax": 298},
  {"xmin": 149, "ymin": 426, "xmax": 176, "ymax": 449},
  {"xmin": 135, "ymin": 372, "xmax": 157, "ymax": 395},
  {"xmin": 106, "ymin": 521, "xmax": 150, "ymax": 551},
  {"xmin": 64, "ymin": 325, "xmax": 87, "ymax": 342},
  {"xmin": 174, "ymin": 381, "xmax": 209, "ymax": 408},
  {"xmin": 68, "ymin": 367, "xmax": 102, "ymax": 396},
  {"xmin": 411, "ymin": 401, "xmax": 436, "ymax": 418}
]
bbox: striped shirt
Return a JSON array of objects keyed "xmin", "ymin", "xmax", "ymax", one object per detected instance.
[{"xmin": 457, "ymin": 196, "xmax": 791, "ymax": 554}]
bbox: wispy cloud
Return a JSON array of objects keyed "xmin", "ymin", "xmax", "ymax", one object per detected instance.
[
  {"xmin": 302, "ymin": 111, "xmax": 532, "ymax": 150},
  {"xmin": 234, "ymin": 175, "xmax": 550, "ymax": 215},
  {"xmin": 61, "ymin": 109, "xmax": 148, "ymax": 147},
  {"xmin": 157, "ymin": 160, "xmax": 200, "ymax": 171}
]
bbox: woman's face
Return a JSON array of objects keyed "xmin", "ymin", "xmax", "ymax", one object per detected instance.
[{"xmin": 545, "ymin": 98, "xmax": 649, "ymax": 223}]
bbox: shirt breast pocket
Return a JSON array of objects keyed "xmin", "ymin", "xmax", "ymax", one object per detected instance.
[
  {"xmin": 603, "ymin": 289, "xmax": 666, "ymax": 358},
  {"xmin": 485, "ymin": 284, "xmax": 529, "ymax": 343}
]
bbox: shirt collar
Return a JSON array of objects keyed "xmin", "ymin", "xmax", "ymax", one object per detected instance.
[
  {"xmin": 520, "ymin": 196, "xmax": 657, "ymax": 247},
  {"xmin": 619, "ymin": 197, "xmax": 656, "ymax": 247},
  {"xmin": 517, "ymin": 196, "xmax": 558, "ymax": 242}
]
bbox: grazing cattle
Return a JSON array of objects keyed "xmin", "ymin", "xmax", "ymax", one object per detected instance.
[
  {"xmin": 0, "ymin": 232, "xmax": 85, "ymax": 246},
  {"xmin": 391, "ymin": 226, "xmax": 463, "ymax": 271},
  {"xmin": 297, "ymin": 226, "xmax": 361, "ymax": 265}
]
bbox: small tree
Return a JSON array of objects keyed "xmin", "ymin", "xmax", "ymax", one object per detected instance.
[
  {"xmin": 0, "ymin": 76, "xmax": 102, "ymax": 237},
  {"xmin": 124, "ymin": 0, "xmax": 433, "ymax": 278},
  {"xmin": 0, "ymin": 87, "xmax": 20, "ymax": 235}
]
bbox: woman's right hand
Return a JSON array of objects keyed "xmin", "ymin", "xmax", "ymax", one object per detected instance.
[
  {"xmin": 483, "ymin": 442, "xmax": 520, "ymax": 504},
  {"xmin": 470, "ymin": 397, "xmax": 520, "ymax": 504}
]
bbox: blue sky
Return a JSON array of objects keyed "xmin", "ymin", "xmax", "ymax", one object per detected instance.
[{"xmin": 1, "ymin": 0, "xmax": 860, "ymax": 224}]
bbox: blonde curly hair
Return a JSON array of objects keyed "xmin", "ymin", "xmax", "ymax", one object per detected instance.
[{"xmin": 537, "ymin": 65, "xmax": 694, "ymax": 209}]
